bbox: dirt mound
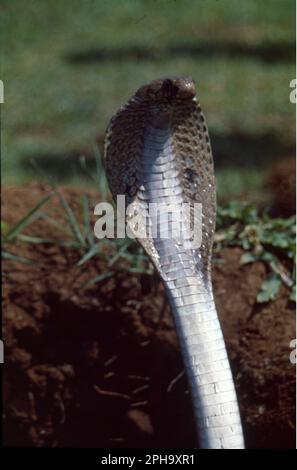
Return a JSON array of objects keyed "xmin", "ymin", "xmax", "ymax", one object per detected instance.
[
  {"xmin": 266, "ymin": 156, "xmax": 296, "ymax": 217},
  {"xmin": 2, "ymin": 184, "xmax": 295, "ymax": 448}
]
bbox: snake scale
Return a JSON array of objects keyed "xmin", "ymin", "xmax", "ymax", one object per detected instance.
[{"xmin": 104, "ymin": 76, "xmax": 244, "ymax": 449}]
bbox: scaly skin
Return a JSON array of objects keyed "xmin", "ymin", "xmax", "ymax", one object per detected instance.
[{"xmin": 104, "ymin": 77, "xmax": 244, "ymax": 449}]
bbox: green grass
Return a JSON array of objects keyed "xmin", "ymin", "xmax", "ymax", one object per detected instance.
[
  {"xmin": 1, "ymin": 0, "xmax": 295, "ymax": 202},
  {"xmin": 2, "ymin": 193, "xmax": 295, "ymax": 301}
]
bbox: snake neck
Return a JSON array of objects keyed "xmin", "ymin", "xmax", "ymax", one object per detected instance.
[
  {"xmin": 135, "ymin": 122, "xmax": 244, "ymax": 449},
  {"xmin": 136, "ymin": 120, "xmax": 210, "ymax": 291}
]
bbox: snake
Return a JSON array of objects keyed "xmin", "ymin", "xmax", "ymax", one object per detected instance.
[{"xmin": 104, "ymin": 76, "xmax": 244, "ymax": 449}]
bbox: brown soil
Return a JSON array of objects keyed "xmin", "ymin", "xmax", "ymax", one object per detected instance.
[
  {"xmin": 2, "ymin": 183, "xmax": 296, "ymax": 449},
  {"xmin": 266, "ymin": 156, "xmax": 296, "ymax": 217}
]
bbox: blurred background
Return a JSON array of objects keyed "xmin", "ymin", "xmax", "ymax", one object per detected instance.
[
  {"xmin": 2, "ymin": 0, "xmax": 295, "ymax": 207},
  {"xmin": 2, "ymin": 0, "xmax": 296, "ymax": 449}
]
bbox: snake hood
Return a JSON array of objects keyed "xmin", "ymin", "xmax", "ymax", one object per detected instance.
[{"xmin": 104, "ymin": 76, "xmax": 216, "ymax": 286}]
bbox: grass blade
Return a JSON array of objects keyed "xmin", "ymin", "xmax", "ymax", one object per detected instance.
[
  {"xmin": 84, "ymin": 271, "xmax": 113, "ymax": 286},
  {"xmin": 82, "ymin": 194, "xmax": 94, "ymax": 247},
  {"xmin": 108, "ymin": 242, "xmax": 130, "ymax": 267},
  {"xmin": 93, "ymin": 143, "xmax": 109, "ymax": 201},
  {"xmin": 39, "ymin": 212, "xmax": 73, "ymax": 235},
  {"xmin": 77, "ymin": 243, "xmax": 100, "ymax": 266},
  {"xmin": 17, "ymin": 234, "xmax": 80, "ymax": 247},
  {"xmin": 2, "ymin": 250, "xmax": 39, "ymax": 266},
  {"xmin": 3, "ymin": 194, "xmax": 52, "ymax": 243},
  {"xmin": 56, "ymin": 191, "xmax": 86, "ymax": 247}
]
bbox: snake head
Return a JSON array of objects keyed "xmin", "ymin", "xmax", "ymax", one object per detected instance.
[{"xmin": 135, "ymin": 76, "xmax": 196, "ymax": 104}]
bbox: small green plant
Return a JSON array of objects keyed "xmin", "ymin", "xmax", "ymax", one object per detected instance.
[{"xmin": 216, "ymin": 201, "xmax": 296, "ymax": 303}]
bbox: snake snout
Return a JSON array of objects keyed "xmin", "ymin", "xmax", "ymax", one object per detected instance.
[
  {"xmin": 161, "ymin": 77, "xmax": 196, "ymax": 101},
  {"xmin": 175, "ymin": 77, "xmax": 196, "ymax": 99},
  {"xmin": 134, "ymin": 77, "xmax": 196, "ymax": 103}
]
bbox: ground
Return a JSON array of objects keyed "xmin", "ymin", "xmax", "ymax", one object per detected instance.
[{"xmin": 2, "ymin": 184, "xmax": 295, "ymax": 449}]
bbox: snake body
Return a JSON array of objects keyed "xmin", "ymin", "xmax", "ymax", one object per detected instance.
[{"xmin": 104, "ymin": 77, "xmax": 244, "ymax": 449}]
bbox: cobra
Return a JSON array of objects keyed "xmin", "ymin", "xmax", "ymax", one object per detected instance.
[{"xmin": 104, "ymin": 76, "xmax": 244, "ymax": 449}]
